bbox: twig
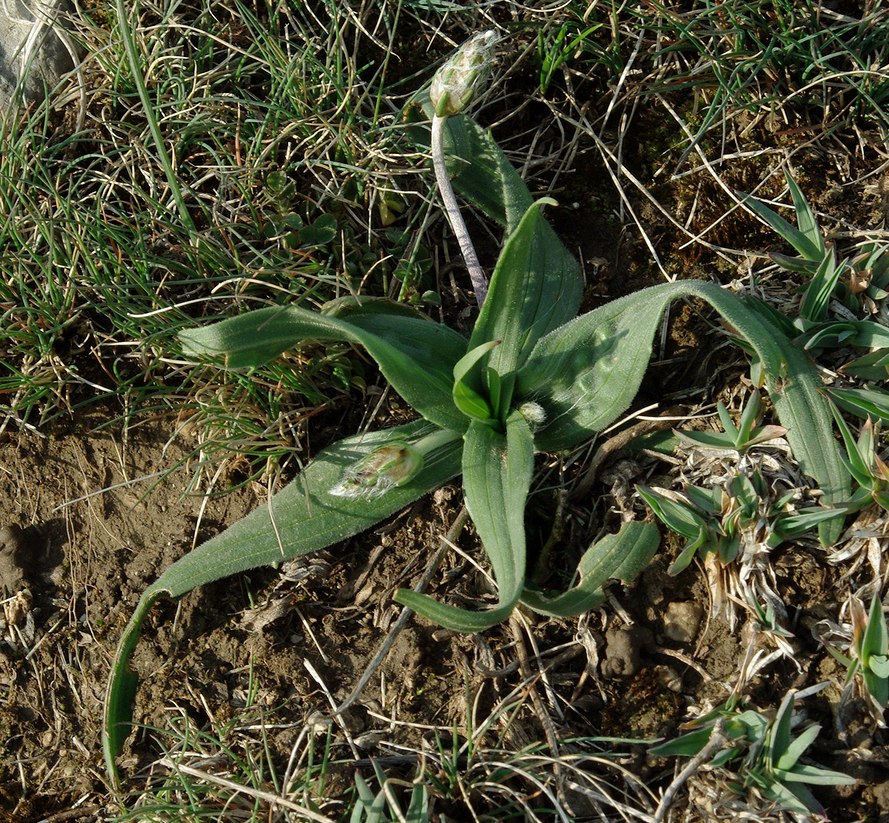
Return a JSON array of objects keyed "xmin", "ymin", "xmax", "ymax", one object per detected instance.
[{"xmin": 653, "ymin": 719, "xmax": 728, "ymax": 822}]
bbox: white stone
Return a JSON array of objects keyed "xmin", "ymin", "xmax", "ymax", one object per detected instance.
[
  {"xmin": 663, "ymin": 600, "xmax": 705, "ymax": 644},
  {"xmin": 0, "ymin": 0, "xmax": 76, "ymax": 114}
]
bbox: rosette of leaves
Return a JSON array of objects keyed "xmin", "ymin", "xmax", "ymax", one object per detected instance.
[
  {"xmin": 103, "ymin": 100, "xmax": 849, "ymax": 786},
  {"xmin": 652, "ymin": 689, "xmax": 854, "ymax": 816}
]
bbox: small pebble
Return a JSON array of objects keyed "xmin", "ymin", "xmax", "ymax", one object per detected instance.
[{"xmin": 663, "ymin": 601, "xmax": 704, "ymax": 644}]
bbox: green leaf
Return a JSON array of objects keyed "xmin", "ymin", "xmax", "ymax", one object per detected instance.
[
  {"xmin": 768, "ymin": 689, "xmax": 796, "ymax": 764},
  {"xmin": 802, "ymin": 319, "xmax": 889, "ymax": 351},
  {"xmin": 649, "ymin": 726, "xmax": 716, "ymax": 758},
  {"xmin": 736, "ymin": 395, "xmax": 759, "ymax": 440},
  {"xmin": 408, "ymin": 101, "xmax": 533, "ymax": 234},
  {"xmin": 103, "ymin": 420, "xmax": 462, "ymax": 786},
  {"xmin": 843, "ymin": 348, "xmax": 889, "ymax": 381},
  {"xmin": 799, "ymin": 250, "xmax": 841, "ymax": 325},
  {"xmin": 669, "ymin": 532, "xmax": 711, "ymax": 576},
  {"xmin": 674, "ymin": 429, "xmax": 738, "ymax": 450},
  {"xmin": 870, "ymin": 654, "xmax": 889, "ymax": 678},
  {"xmin": 775, "ymin": 723, "xmax": 820, "ymax": 771},
  {"xmin": 862, "ymin": 591, "xmax": 889, "ymax": 660},
  {"xmin": 759, "ymin": 780, "xmax": 821, "ymax": 816},
  {"xmin": 779, "ymin": 762, "xmax": 856, "ymax": 786},
  {"xmin": 517, "ymin": 281, "xmax": 849, "ymax": 543},
  {"xmin": 181, "ymin": 303, "xmax": 469, "ymax": 433},
  {"xmin": 405, "ymin": 783, "xmax": 430, "ymax": 822},
  {"xmin": 395, "ymin": 412, "xmax": 534, "ymax": 632},
  {"xmin": 517, "ymin": 287, "xmax": 671, "ymax": 450},
  {"xmin": 452, "ymin": 340, "xmax": 501, "ymax": 424},
  {"xmin": 830, "ymin": 386, "xmax": 889, "ymax": 424},
  {"xmin": 831, "ymin": 404, "xmax": 874, "ymax": 487},
  {"xmin": 863, "ymin": 668, "xmax": 889, "ymax": 709},
  {"xmin": 637, "ymin": 486, "xmax": 710, "ymax": 541},
  {"xmin": 771, "ymin": 507, "xmax": 846, "ymax": 545},
  {"xmin": 739, "ymin": 189, "xmax": 824, "ymax": 263},
  {"xmin": 520, "ymin": 521, "xmax": 658, "ymax": 617},
  {"xmin": 470, "ymin": 198, "xmax": 583, "ymax": 379},
  {"xmin": 770, "ymin": 251, "xmax": 819, "ymax": 275},
  {"xmin": 486, "ymin": 368, "xmax": 515, "ymax": 423},
  {"xmin": 784, "ymin": 170, "xmax": 827, "ymax": 257}
]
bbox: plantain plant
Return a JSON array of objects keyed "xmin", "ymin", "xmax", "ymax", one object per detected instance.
[{"xmin": 103, "ymin": 34, "xmax": 849, "ymax": 787}]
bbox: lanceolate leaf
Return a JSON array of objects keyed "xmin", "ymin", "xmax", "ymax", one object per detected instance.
[
  {"xmin": 798, "ymin": 250, "xmax": 841, "ymax": 326},
  {"xmin": 517, "ymin": 280, "xmax": 849, "ymax": 542},
  {"xmin": 830, "ymin": 385, "xmax": 889, "ymax": 424},
  {"xmin": 739, "ymin": 189, "xmax": 824, "ymax": 263},
  {"xmin": 395, "ymin": 412, "xmax": 534, "ymax": 631},
  {"xmin": 520, "ymin": 521, "xmax": 658, "ymax": 617},
  {"xmin": 180, "ymin": 304, "xmax": 469, "ymax": 433},
  {"xmin": 785, "ymin": 170, "xmax": 827, "ymax": 258},
  {"xmin": 470, "ymin": 198, "xmax": 583, "ymax": 380},
  {"xmin": 104, "ymin": 421, "xmax": 462, "ymax": 786}
]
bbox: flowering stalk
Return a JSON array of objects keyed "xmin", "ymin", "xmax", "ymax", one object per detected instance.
[{"xmin": 429, "ymin": 31, "xmax": 497, "ymax": 308}]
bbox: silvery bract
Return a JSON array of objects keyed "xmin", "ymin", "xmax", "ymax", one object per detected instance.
[{"xmin": 330, "ymin": 442, "xmax": 424, "ymax": 500}]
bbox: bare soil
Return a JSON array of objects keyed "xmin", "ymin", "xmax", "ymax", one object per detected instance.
[
  {"xmin": 2, "ymin": 54, "xmax": 889, "ymax": 823},
  {"xmin": 1, "ymin": 393, "xmax": 888, "ymax": 821}
]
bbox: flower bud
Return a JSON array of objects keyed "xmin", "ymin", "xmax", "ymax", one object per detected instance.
[
  {"xmin": 330, "ymin": 442, "xmax": 423, "ymax": 500},
  {"xmin": 518, "ymin": 401, "xmax": 547, "ymax": 429},
  {"xmin": 430, "ymin": 30, "xmax": 497, "ymax": 117}
]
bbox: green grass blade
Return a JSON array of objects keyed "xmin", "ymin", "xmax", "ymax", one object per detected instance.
[
  {"xmin": 180, "ymin": 304, "xmax": 469, "ymax": 433},
  {"xmin": 739, "ymin": 191, "xmax": 823, "ymax": 262},
  {"xmin": 799, "ymin": 251, "xmax": 842, "ymax": 325},
  {"xmin": 395, "ymin": 412, "xmax": 534, "ymax": 631},
  {"xmin": 830, "ymin": 386, "xmax": 889, "ymax": 424},
  {"xmin": 650, "ymin": 726, "xmax": 716, "ymax": 758},
  {"xmin": 104, "ymin": 420, "xmax": 462, "ymax": 786},
  {"xmin": 114, "ymin": 0, "xmax": 197, "ymax": 237},
  {"xmin": 784, "ymin": 170, "xmax": 827, "ymax": 257}
]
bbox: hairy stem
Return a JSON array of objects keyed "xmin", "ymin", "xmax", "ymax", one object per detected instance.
[{"xmin": 431, "ymin": 113, "xmax": 488, "ymax": 306}]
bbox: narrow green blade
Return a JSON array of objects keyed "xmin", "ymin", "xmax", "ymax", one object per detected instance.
[
  {"xmin": 784, "ymin": 171, "xmax": 827, "ymax": 258},
  {"xmin": 799, "ymin": 250, "xmax": 841, "ymax": 325},
  {"xmin": 739, "ymin": 190, "xmax": 824, "ymax": 262},
  {"xmin": 396, "ymin": 412, "xmax": 534, "ymax": 631}
]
